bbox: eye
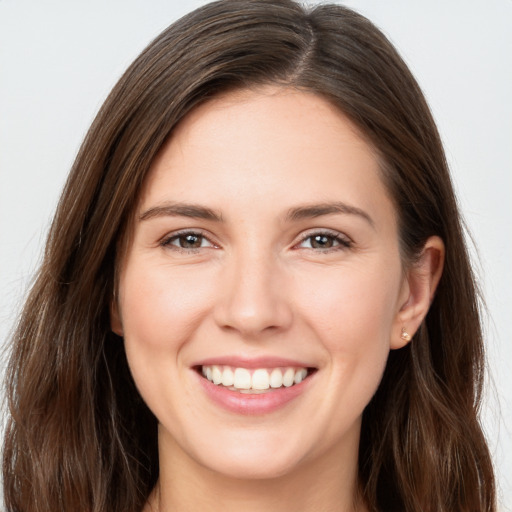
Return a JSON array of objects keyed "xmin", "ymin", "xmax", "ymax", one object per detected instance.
[
  {"xmin": 296, "ymin": 231, "xmax": 351, "ymax": 251},
  {"xmin": 161, "ymin": 231, "xmax": 216, "ymax": 251}
]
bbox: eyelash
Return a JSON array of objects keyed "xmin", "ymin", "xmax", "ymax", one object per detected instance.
[
  {"xmin": 159, "ymin": 229, "xmax": 352, "ymax": 254},
  {"xmin": 294, "ymin": 230, "xmax": 352, "ymax": 252},
  {"xmin": 160, "ymin": 230, "xmax": 216, "ymax": 253}
]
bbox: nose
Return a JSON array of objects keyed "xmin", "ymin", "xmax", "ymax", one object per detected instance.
[{"xmin": 213, "ymin": 249, "xmax": 293, "ymax": 338}]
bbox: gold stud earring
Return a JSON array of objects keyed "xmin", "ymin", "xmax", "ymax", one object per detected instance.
[{"xmin": 400, "ymin": 327, "xmax": 411, "ymax": 342}]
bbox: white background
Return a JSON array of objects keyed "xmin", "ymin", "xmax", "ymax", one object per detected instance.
[{"xmin": 1, "ymin": 0, "xmax": 511, "ymax": 509}]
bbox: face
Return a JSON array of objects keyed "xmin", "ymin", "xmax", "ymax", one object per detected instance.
[{"xmin": 113, "ymin": 87, "xmax": 411, "ymax": 481}]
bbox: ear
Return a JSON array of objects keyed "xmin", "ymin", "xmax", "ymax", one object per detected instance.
[
  {"xmin": 391, "ymin": 236, "xmax": 445, "ymax": 349},
  {"xmin": 110, "ymin": 295, "xmax": 124, "ymax": 337}
]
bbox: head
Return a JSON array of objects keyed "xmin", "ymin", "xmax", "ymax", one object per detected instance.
[{"xmin": 4, "ymin": 1, "xmax": 495, "ymax": 511}]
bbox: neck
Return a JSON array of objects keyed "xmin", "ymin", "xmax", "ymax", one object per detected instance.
[{"xmin": 144, "ymin": 432, "xmax": 367, "ymax": 512}]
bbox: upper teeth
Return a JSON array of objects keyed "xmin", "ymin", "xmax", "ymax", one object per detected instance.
[{"xmin": 201, "ymin": 365, "xmax": 308, "ymax": 391}]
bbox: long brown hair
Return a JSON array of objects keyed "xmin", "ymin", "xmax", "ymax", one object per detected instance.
[{"xmin": 3, "ymin": 1, "xmax": 496, "ymax": 511}]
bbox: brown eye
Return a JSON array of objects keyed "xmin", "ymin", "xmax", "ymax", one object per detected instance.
[
  {"xmin": 177, "ymin": 234, "xmax": 203, "ymax": 248},
  {"xmin": 297, "ymin": 232, "xmax": 351, "ymax": 251},
  {"xmin": 162, "ymin": 231, "xmax": 214, "ymax": 251},
  {"xmin": 310, "ymin": 235, "xmax": 335, "ymax": 249}
]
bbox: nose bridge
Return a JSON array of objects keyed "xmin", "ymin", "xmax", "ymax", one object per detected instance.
[{"xmin": 215, "ymin": 242, "xmax": 292, "ymax": 336}]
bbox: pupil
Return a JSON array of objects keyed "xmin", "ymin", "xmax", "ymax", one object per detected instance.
[
  {"xmin": 311, "ymin": 235, "xmax": 333, "ymax": 248},
  {"xmin": 180, "ymin": 234, "xmax": 201, "ymax": 248}
]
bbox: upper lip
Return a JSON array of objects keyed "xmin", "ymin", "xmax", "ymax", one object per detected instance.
[{"xmin": 192, "ymin": 355, "xmax": 315, "ymax": 369}]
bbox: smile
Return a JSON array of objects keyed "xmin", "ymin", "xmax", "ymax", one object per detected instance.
[
  {"xmin": 194, "ymin": 358, "xmax": 317, "ymax": 414},
  {"xmin": 200, "ymin": 365, "xmax": 310, "ymax": 393}
]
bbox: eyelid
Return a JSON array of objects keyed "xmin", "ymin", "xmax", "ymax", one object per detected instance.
[
  {"xmin": 292, "ymin": 228, "xmax": 353, "ymax": 250},
  {"xmin": 158, "ymin": 227, "xmax": 352, "ymax": 253},
  {"xmin": 160, "ymin": 229, "xmax": 219, "ymax": 251}
]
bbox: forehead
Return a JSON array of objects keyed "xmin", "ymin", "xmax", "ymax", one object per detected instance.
[{"xmin": 138, "ymin": 86, "xmax": 395, "ymax": 227}]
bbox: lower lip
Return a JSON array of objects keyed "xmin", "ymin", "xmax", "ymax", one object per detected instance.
[{"xmin": 195, "ymin": 371, "xmax": 314, "ymax": 415}]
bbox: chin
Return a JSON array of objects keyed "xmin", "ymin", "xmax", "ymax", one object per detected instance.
[
  {"xmin": 202, "ymin": 453, "xmax": 302, "ymax": 481},
  {"xmin": 188, "ymin": 430, "xmax": 308, "ymax": 481}
]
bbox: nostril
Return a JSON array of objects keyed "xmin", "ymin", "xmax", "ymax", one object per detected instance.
[{"xmin": 212, "ymin": 268, "xmax": 293, "ymax": 336}]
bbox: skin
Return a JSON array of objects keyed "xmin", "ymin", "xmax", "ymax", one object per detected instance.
[{"xmin": 112, "ymin": 87, "xmax": 444, "ymax": 512}]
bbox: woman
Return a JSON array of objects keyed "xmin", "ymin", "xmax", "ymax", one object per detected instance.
[{"xmin": 2, "ymin": 1, "xmax": 496, "ymax": 511}]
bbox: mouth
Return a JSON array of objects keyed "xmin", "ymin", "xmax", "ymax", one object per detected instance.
[{"xmin": 196, "ymin": 365, "xmax": 317, "ymax": 394}]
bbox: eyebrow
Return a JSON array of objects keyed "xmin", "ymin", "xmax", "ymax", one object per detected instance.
[
  {"xmin": 139, "ymin": 202, "xmax": 223, "ymax": 222},
  {"xmin": 139, "ymin": 200, "xmax": 374, "ymax": 227},
  {"xmin": 285, "ymin": 202, "xmax": 375, "ymax": 228}
]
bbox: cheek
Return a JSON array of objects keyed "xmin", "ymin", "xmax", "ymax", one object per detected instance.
[
  {"xmin": 120, "ymin": 262, "xmax": 210, "ymax": 339},
  {"xmin": 297, "ymin": 261, "xmax": 401, "ymax": 389},
  {"xmin": 117, "ymin": 261, "xmax": 217, "ymax": 419},
  {"xmin": 299, "ymin": 261, "xmax": 401, "ymax": 339}
]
